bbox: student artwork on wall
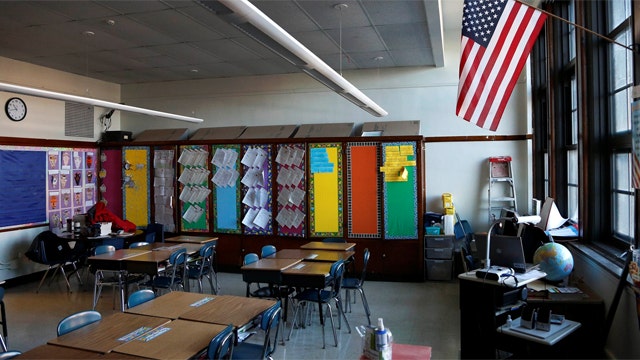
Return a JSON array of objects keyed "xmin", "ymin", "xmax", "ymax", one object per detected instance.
[
  {"xmin": 347, "ymin": 142, "xmax": 381, "ymax": 238},
  {"xmin": 241, "ymin": 144, "xmax": 273, "ymax": 235},
  {"xmin": 123, "ymin": 146, "xmax": 150, "ymax": 228},
  {"xmin": 153, "ymin": 147, "xmax": 176, "ymax": 233},
  {"xmin": 382, "ymin": 142, "xmax": 418, "ymax": 239},
  {"xmin": 211, "ymin": 144, "xmax": 241, "ymax": 233},
  {"xmin": 275, "ymin": 143, "xmax": 306, "ymax": 237},
  {"xmin": 178, "ymin": 145, "xmax": 210, "ymax": 232},
  {"xmin": 309, "ymin": 143, "xmax": 343, "ymax": 237}
]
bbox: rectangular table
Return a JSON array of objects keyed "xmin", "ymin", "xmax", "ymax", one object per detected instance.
[
  {"xmin": 125, "ymin": 291, "xmax": 217, "ymax": 320},
  {"xmin": 140, "ymin": 242, "xmax": 203, "ymax": 255},
  {"xmin": 281, "ymin": 261, "xmax": 332, "ymax": 289},
  {"xmin": 179, "ymin": 295, "xmax": 276, "ymax": 328},
  {"xmin": 165, "ymin": 235, "xmax": 218, "ymax": 245},
  {"xmin": 267, "ymin": 248, "xmax": 354, "ymax": 262},
  {"xmin": 111, "ymin": 319, "xmax": 227, "ymax": 360},
  {"xmin": 124, "ymin": 249, "xmax": 174, "ymax": 275},
  {"xmin": 87, "ymin": 249, "xmax": 150, "ymax": 271},
  {"xmin": 16, "ymin": 344, "xmax": 145, "ymax": 359},
  {"xmin": 300, "ymin": 241, "xmax": 356, "ymax": 251},
  {"xmin": 47, "ymin": 312, "xmax": 170, "ymax": 354},
  {"xmin": 240, "ymin": 258, "xmax": 302, "ymax": 285}
]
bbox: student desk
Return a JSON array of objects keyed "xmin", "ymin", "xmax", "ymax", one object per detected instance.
[
  {"xmin": 165, "ymin": 235, "xmax": 218, "ymax": 245},
  {"xmin": 300, "ymin": 241, "xmax": 355, "ymax": 251},
  {"xmin": 139, "ymin": 242, "xmax": 203, "ymax": 255},
  {"xmin": 178, "ymin": 295, "xmax": 276, "ymax": 328},
  {"xmin": 86, "ymin": 249, "xmax": 150, "ymax": 272},
  {"xmin": 47, "ymin": 312, "xmax": 170, "ymax": 354},
  {"xmin": 111, "ymin": 319, "xmax": 227, "ymax": 360},
  {"xmin": 125, "ymin": 291, "xmax": 216, "ymax": 320},
  {"xmin": 282, "ymin": 261, "xmax": 333, "ymax": 328},
  {"xmin": 241, "ymin": 258, "xmax": 302, "ymax": 286},
  {"xmin": 16, "ymin": 344, "xmax": 143, "ymax": 359},
  {"xmin": 266, "ymin": 248, "xmax": 355, "ymax": 262}
]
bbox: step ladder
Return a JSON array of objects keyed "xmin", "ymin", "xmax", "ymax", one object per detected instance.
[{"xmin": 488, "ymin": 156, "xmax": 517, "ymax": 222}]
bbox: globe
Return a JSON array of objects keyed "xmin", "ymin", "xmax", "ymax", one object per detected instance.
[{"xmin": 533, "ymin": 242, "xmax": 574, "ymax": 282}]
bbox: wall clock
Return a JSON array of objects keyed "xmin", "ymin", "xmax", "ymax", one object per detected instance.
[{"xmin": 5, "ymin": 97, "xmax": 27, "ymax": 121}]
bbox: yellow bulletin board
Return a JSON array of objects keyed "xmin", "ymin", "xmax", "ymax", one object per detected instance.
[
  {"xmin": 123, "ymin": 146, "xmax": 150, "ymax": 227},
  {"xmin": 309, "ymin": 143, "xmax": 342, "ymax": 236}
]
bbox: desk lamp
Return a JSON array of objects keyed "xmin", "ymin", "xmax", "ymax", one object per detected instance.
[{"xmin": 476, "ymin": 214, "xmax": 541, "ymax": 280}]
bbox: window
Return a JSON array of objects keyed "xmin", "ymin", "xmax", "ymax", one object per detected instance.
[{"xmin": 531, "ymin": 0, "xmax": 636, "ymax": 258}]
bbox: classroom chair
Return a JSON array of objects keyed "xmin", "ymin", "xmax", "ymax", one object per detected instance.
[
  {"xmin": 128, "ymin": 241, "xmax": 150, "ymax": 249},
  {"xmin": 207, "ymin": 324, "xmax": 235, "ymax": 359},
  {"xmin": 57, "ymin": 310, "xmax": 102, "ymax": 336},
  {"xmin": 141, "ymin": 248, "xmax": 187, "ymax": 294},
  {"xmin": 342, "ymin": 248, "xmax": 372, "ymax": 325},
  {"xmin": 260, "ymin": 245, "xmax": 276, "ymax": 258},
  {"xmin": 127, "ymin": 289, "xmax": 156, "ymax": 308},
  {"xmin": 0, "ymin": 350, "xmax": 21, "ymax": 360},
  {"xmin": 232, "ymin": 301, "xmax": 281, "ymax": 359},
  {"xmin": 187, "ymin": 243, "xmax": 219, "ymax": 294}
]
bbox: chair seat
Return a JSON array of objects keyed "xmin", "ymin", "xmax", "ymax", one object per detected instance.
[
  {"xmin": 231, "ymin": 343, "xmax": 263, "ymax": 360},
  {"xmin": 341, "ymin": 278, "xmax": 361, "ymax": 289},
  {"xmin": 294, "ymin": 289, "xmax": 332, "ymax": 303}
]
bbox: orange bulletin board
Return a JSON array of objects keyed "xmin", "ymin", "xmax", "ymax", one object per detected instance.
[
  {"xmin": 347, "ymin": 142, "xmax": 380, "ymax": 237},
  {"xmin": 309, "ymin": 143, "xmax": 342, "ymax": 237}
]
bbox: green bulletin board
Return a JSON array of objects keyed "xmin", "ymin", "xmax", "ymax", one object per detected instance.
[{"xmin": 382, "ymin": 141, "xmax": 418, "ymax": 239}]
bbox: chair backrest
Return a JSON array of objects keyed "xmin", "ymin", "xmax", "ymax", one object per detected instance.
[
  {"xmin": 127, "ymin": 289, "xmax": 156, "ymax": 308},
  {"xmin": 360, "ymin": 248, "xmax": 370, "ymax": 284},
  {"xmin": 207, "ymin": 324, "xmax": 235, "ymax": 359},
  {"xmin": 169, "ymin": 248, "xmax": 188, "ymax": 266},
  {"xmin": 261, "ymin": 245, "xmax": 276, "ymax": 258},
  {"xmin": 0, "ymin": 351, "xmax": 22, "ymax": 360},
  {"xmin": 129, "ymin": 241, "xmax": 150, "ymax": 249},
  {"xmin": 329, "ymin": 260, "xmax": 346, "ymax": 295},
  {"xmin": 259, "ymin": 301, "xmax": 282, "ymax": 358},
  {"xmin": 145, "ymin": 223, "xmax": 164, "ymax": 243},
  {"xmin": 243, "ymin": 253, "xmax": 259, "ymax": 266},
  {"xmin": 94, "ymin": 245, "xmax": 116, "ymax": 256},
  {"xmin": 323, "ymin": 237, "xmax": 346, "ymax": 243},
  {"xmin": 57, "ymin": 310, "xmax": 102, "ymax": 336},
  {"xmin": 26, "ymin": 231, "xmax": 73, "ymax": 265}
]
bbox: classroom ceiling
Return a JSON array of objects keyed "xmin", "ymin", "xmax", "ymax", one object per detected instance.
[{"xmin": 0, "ymin": 0, "xmax": 463, "ymax": 85}]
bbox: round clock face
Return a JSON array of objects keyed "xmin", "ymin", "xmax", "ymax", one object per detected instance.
[{"xmin": 5, "ymin": 97, "xmax": 26, "ymax": 121}]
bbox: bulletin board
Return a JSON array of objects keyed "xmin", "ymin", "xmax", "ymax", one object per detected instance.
[
  {"xmin": 275, "ymin": 143, "xmax": 306, "ymax": 237},
  {"xmin": 0, "ymin": 145, "xmax": 98, "ymax": 230},
  {"xmin": 309, "ymin": 143, "xmax": 343, "ymax": 237},
  {"xmin": 241, "ymin": 144, "xmax": 273, "ymax": 235},
  {"xmin": 381, "ymin": 141, "xmax": 418, "ymax": 239},
  {"xmin": 211, "ymin": 144, "xmax": 241, "ymax": 234},
  {"xmin": 347, "ymin": 142, "xmax": 381, "ymax": 238},
  {"xmin": 0, "ymin": 149, "xmax": 46, "ymax": 228},
  {"xmin": 123, "ymin": 146, "xmax": 151, "ymax": 228},
  {"xmin": 178, "ymin": 145, "xmax": 210, "ymax": 232}
]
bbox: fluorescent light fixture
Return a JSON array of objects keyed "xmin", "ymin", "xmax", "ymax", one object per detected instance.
[
  {"xmin": 205, "ymin": 0, "xmax": 388, "ymax": 117},
  {"xmin": 0, "ymin": 82, "xmax": 203, "ymax": 123}
]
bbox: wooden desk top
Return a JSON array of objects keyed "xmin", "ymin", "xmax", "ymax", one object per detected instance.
[
  {"xmin": 111, "ymin": 319, "xmax": 227, "ymax": 360},
  {"xmin": 240, "ymin": 258, "xmax": 301, "ymax": 271},
  {"xmin": 16, "ymin": 344, "xmax": 104, "ymax": 359},
  {"xmin": 88, "ymin": 249, "xmax": 149, "ymax": 262},
  {"xmin": 47, "ymin": 312, "xmax": 170, "ymax": 354},
  {"xmin": 126, "ymin": 250, "xmax": 174, "ymax": 264},
  {"xmin": 300, "ymin": 241, "xmax": 356, "ymax": 251},
  {"xmin": 142, "ymin": 242, "xmax": 203, "ymax": 255},
  {"xmin": 125, "ymin": 291, "xmax": 217, "ymax": 320},
  {"xmin": 164, "ymin": 235, "xmax": 218, "ymax": 244},
  {"xmin": 268, "ymin": 248, "xmax": 355, "ymax": 262},
  {"xmin": 179, "ymin": 295, "xmax": 276, "ymax": 328},
  {"xmin": 16, "ymin": 344, "xmax": 145, "ymax": 359}
]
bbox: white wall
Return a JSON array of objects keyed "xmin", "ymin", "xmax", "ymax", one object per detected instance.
[{"xmin": 120, "ymin": 31, "xmax": 533, "ymax": 233}]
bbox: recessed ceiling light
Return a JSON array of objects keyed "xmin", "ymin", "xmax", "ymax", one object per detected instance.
[
  {"xmin": 83, "ymin": 30, "xmax": 95, "ymax": 37},
  {"xmin": 106, "ymin": 19, "xmax": 115, "ymax": 26},
  {"xmin": 190, "ymin": 69, "xmax": 199, "ymax": 73}
]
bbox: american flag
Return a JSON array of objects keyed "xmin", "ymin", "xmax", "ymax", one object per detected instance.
[{"xmin": 456, "ymin": 0, "xmax": 546, "ymax": 131}]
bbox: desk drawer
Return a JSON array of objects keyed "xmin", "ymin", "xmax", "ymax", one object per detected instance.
[
  {"xmin": 426, "ymin": 247, "xmax": 453, "ymax": 259},
  {"xmin": 425, "ymin": 235, "xmax": 454, "ymax": 248},
  {"xmin": 425, "ymin": 259, "xmax": 453, "ymax": 281}
]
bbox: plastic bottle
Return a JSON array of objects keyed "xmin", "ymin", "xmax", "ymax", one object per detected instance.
[
  {"xmin": 506, "ymin": 315, "xmax": 513, "ymax": 328},
  {"xmin": 375, "ymin": 318, "xmax": 389, "ymax": 350}
]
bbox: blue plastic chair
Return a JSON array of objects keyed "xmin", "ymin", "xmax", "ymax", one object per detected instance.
[
  {"xmin": 188, "ymin": 243, "xmax": 218, "ymax": 294},
  {"xmin": 57, "ymin": 310, "xmax": 102, "ymax": 336},
  {"xmin": 129, "ymin": 241, "xmax": 150, "ymax": 249},
  {"xmin": 0, "ymin": 351, "xmax": 21, "ymax": 360},
  {"xmin": 207, "ymin": 324, "xmax": 235, "ymax": 359},
  {"xmin": 260, "ymin": 245, "xmax": 276, "ymax": 258},
  {"xmin": 288, "ymin": 260, "xmax": 351, "ymax": 348},
  {"xmin": 91, "ymin": 245, "xmax": 123, "ymax": 310},
  {"xmin": 232, "ymin": 301, "xmax": 282, "ymax": 359},
  {"xmin": 144, "ymin": 223, "xmax": 164, "ymax": 243},
  {"xmin": 127, "ymin": 289, "xmax": 156, "ymax": 308},
  {"xmin": 141, "ymin": 248, "xmax": 187, "ymax": 294},
  {"xmin": 342, "ymin": 248, "xmax": 371, "ymax": 325}
]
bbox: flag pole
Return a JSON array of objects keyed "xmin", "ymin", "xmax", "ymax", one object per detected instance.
[{"xmin": 516, "ymin": 0, "xmax": 636, "ymax": 52}]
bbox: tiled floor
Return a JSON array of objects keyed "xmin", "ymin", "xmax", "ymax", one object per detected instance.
[{"xmin": 1, "ymin": 270, "xmax": 460, "ymax": 359}]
